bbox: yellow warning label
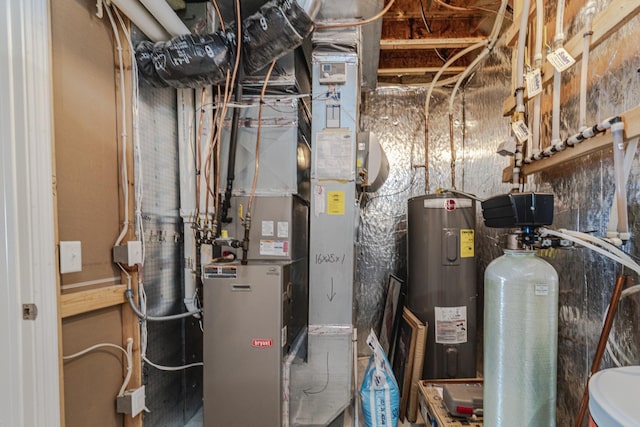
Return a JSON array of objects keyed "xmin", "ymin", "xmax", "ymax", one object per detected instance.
[
  {"xmin": 460, "ymin": 229, "xmax": 474, "ymax": 258},
  {"xmin": 327, "ymin": 191, "xmax": 345, "ymax": 215}
]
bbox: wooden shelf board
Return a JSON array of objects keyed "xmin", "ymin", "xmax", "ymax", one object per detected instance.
[
  {"xmin": 502, "ymin": 105, "xmax": 640, "ymax": 179},
  {"xmin": 380, "ymin": 37, "xmax": 486, "ymax": 50}
]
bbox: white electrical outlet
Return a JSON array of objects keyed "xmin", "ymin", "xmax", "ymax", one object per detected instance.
[{"xmin": 59, "ymin": 241, "xmax": 82, "ymax": 274}]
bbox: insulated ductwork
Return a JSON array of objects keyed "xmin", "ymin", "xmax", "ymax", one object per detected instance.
[{"xmin": 135, "ymin": 0, "xmax": 314, "ymax": 88}]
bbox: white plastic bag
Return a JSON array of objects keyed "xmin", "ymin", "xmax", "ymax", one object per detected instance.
[{"xmin": 360, "ymin": 330, "xmax": 400, "ymax": 427}]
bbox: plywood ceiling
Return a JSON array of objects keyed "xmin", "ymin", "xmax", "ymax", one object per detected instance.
[{"xmin": 378, "ymin": 0, "xmax": 513, "ymax": 84}]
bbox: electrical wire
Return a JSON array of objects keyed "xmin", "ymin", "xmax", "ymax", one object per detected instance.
[
  {"xmin": 143, "ymin": 356, "xmax": 204, "ymax": 371},
  {"xmin": 247, "ymin": 60, "xmax": 277, "ymax": 214},
  {"xmin": 316, "ymin": 0, "xmax": 396, "ymax": 29},
  {"xmin": 105, "ymin": 3, "xmax": 130, "ymax": 249},
  {"xmin": 113, "ymin": 6, "xmax": 146, "ymax": 267},
  {"xmin": 211, "ymin": 0, "xmax": 225, "ymax": 32},
  {"xmin": 63, "ymin": 339, "xmax": 133, "ymax": 397}
]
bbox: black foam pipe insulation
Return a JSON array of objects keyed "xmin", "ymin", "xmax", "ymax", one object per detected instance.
[{"xmin": 135, "ymin": 0, "xmax": 314, "ymax": 88}]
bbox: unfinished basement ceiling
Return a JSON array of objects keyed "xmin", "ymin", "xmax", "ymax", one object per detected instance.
[
  {"xmin": 184, "ymin": 0, "xmax": 512, "ymax": 86},
  {"xmin": 378, "ymin": 0, "xmax": 513, "ymax": 84}
]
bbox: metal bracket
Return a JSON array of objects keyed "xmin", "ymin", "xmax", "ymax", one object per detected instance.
[{"xmin": 23, "ymin": 303, "xmax": 38, "ymax": 320}]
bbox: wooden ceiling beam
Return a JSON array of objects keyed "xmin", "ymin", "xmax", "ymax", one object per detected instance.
[
  {"xmin": 378, "ymin": 66, "xmax": 466, "ymax": 76},
  {"xmin": 380, "ymin": 37, "xmax": 487, "ymax": 50}
]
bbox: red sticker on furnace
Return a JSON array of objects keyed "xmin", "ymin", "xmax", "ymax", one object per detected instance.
[{"xmin": 251, "ymin": 339, "xmax": 273, "ymax": 348}]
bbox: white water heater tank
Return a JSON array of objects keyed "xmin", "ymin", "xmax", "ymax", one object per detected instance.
[{"xmin": 484, "ymin": 249, "xmax": 558, "ymax": 426}]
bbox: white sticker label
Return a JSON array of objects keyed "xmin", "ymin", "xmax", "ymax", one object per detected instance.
[
  {"xmin": 512, "ymin": 120, "xmax": 531, "ymax": 143},
  {"xmin": 525, "ymin": 68, "xmax": 543, "ymax": 98},
  {"xmin": 547, "ymin": 47, "xmax": 576, "ymax": 72},
  {"xmin": 261, "ymin": 220, "xmax": 274, "ymax": 237},
  {"xmin": 259, "ymin": 240, "xmax": 289, "ymax": 256},
  {"xmin": 281, "ymin": 326, "xmax": 287, "ymax": 347},
  {"xmin": 535, "ymin": 284, "xmax": 550, "ymax": 296},
  {"xmin": 277, "ymin": 221, "xmax": 289, "ymax": 238},
  {"xmin": 434, "ymin": 306, "xmax": 467, "ymax": 344}
]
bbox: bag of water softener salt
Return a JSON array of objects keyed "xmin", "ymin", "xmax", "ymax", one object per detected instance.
[{"xmin": 360, "ymin": 330, "xmax": 400, "ymax": 427}]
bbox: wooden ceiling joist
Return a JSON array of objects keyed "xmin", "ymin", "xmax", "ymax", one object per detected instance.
[
  {"xmin": 378, "ymin": 66, "xmax": 466, "ymax": 76},
  {"xmin": 380, "ymin": 37, "xmax": 487, "ymax": 50}
]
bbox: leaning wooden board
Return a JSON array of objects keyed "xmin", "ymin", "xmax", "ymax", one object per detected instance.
[{"xmin": 418, "ymin": 379, "xmax": 484, "ymax": 427}]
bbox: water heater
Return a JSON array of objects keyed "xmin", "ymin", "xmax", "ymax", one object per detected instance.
[
  {"xmin": 407, "ymin": 193, "xmax": 477, "ymax": 379},
  {"xmin": 484, "ymin": 249, "xmax": 558, "ymax": 426}
]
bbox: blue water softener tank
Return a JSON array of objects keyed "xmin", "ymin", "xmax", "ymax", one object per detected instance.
[
  {"xmin": 484, "ymin": 249, "xmax": 558, "ymax": 426},
  {"xmin": 407, "ymin": 192, "xmax": 477, "ymax": 379}
]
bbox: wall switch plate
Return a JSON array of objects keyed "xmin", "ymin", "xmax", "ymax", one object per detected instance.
[{"xmin": 59, "ymin": 241, "xmax": 82, "ymax": 274}]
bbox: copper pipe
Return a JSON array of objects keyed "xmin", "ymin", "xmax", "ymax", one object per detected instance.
[
  {"xmin": 575, "ymin": 274, "xmax": 627, "ymax": 427},
  {"xmin": 449, "ymin": 113, "xmax": 456, "ymax": 189}
]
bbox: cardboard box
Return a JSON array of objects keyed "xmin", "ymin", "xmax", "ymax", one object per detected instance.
[{"xmin": 418, "ymin": 379, "xmax": 484, "ymax": 427}]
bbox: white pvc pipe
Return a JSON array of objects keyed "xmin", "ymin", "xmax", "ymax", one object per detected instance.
[
  {"xmin": 447, "ymin": 0, "xmax": 509, "ymax": 116},
  {"xmin": 559, "ymin": 229, "xmax": 631, "ymax": 260},
  {"xmin": 110, "ymin": 0, "xmax": 170, "ymax": 42},
  {"xmin": 579, "ymin": 1, "xmax": 597, "ymax": 131},
  {"xmin": 514, "ymin": 0, "xmax": 530, "ymax": 115},
  {"xmin": 611, "ymin": 121, "xmax": 630, "ymax": 240},
  {"xmin": 531, "ymin": 0, "xmax": 544, "ymax": 160},
  {"xmin": 425, "ymin": 41, "xmax": 485, "ymax": 121},
  {"xmin": 177, "ymin": 88, "xmax": 199, "ymax": 315},
  {"xmin": 512, "ymin": 0, "xmax": 531, "ymax": 187},
  {"xmin": 540, "ymin": 228, "xmax": 640, "ymax": 276},
  {"xmin": 607, "ymin": 138, "xmax": 638, "ymax": 238},
  {"xmin": 551, "ymin": 0, "xmax": 566, "ymax": 148},
  {"xmin": 139, "ymin": 0, "xmax": 190, "ymax": 36}
]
